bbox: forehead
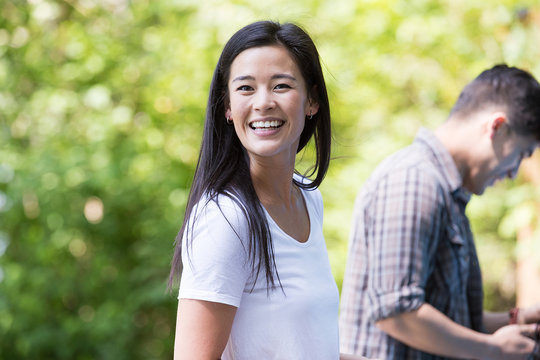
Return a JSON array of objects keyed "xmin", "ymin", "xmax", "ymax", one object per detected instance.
[{"xmin": 229, "ymin": 45, "xmax": 301, "ymax": 79}]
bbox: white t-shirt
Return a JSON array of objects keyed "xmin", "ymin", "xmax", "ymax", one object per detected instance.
[{"xmin": 179, "ymin": 185, "xmax": 339, "ymax": 360}]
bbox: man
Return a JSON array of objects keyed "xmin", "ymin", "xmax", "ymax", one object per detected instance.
[{"xmin": 339, "ymin": 65, "xmax": 540, "ymax": 359}]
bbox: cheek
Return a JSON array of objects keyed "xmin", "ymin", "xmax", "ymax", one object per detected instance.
[
  {"xmin": 288, "ymin": 95, "xmax": 307, "ymax": 116},
  {"xmin": 229, "ymin": 97, "xmax": 248, "ymax": 116}
]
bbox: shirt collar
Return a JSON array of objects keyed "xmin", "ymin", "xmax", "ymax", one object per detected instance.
[{"xmin": 415, "ymin": 127, "xmax": 471, "ymax": 203}]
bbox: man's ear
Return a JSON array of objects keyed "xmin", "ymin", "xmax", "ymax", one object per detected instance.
[{"xmin": 489, "ymin": 112, "xmax": 508, "ymax": 139}]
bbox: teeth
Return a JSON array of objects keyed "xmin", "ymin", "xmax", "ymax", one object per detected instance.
[{"xmin": 251, "ymin": 120, "xmax": 282, "ymax": 129}]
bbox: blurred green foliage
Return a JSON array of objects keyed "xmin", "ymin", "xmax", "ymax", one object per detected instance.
[{"xmin": 1, "ymin": 0, "xmax": 540, "ymax": 358}]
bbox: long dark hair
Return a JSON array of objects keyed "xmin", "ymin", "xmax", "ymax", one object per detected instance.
[{"xmin": 168, "ymin": 21, "xmax": 332, "ymax": 290}]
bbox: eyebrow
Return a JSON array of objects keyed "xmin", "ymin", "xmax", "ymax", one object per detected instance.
[{"xmin": 231, "ymin": 74, "xmax": 297, "ymax": 82}]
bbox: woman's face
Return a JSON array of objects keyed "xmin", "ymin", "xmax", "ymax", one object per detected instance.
[{"xmin": 226, "ymin": 45, "xmax": 318, "ymax": 165}]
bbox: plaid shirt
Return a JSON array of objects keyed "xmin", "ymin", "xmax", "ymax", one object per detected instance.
[{"xmin": 339, "ymin": 128, "xmax": 484, "ymax": 359}]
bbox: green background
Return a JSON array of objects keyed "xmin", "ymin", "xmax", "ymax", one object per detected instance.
[{"xmin": 2, "ymin": 0, "xmax": 540, "ymax": 358}]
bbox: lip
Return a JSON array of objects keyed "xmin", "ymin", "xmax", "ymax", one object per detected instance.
[{"xmin": 248, "ymin": 117, "xmax": 285, "ymax": 130}]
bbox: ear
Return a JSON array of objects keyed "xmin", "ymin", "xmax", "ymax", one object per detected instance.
[
  {"xmin": 225, "ymin": 108, "xmax": 231, "ymax": 120},
  {"xmin": 306, "ymin": 86, "xmax": 320, "ymax": 117},
  {"xmin": 489, "ymin": 113, "xmax": 507, "ymax": 140},
  {"xmin": 306, "ymin": 100, "xmax": 320, "ymax": 117}
]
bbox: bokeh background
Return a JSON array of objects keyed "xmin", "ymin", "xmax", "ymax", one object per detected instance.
[{"xmin": 2, "ymin": 0, "xmax": 540, "ymax": 358}]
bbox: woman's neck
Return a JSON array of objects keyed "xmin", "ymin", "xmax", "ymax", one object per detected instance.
[{"xmin": 249, "ymin": 159, "xmax": 297, "ymax": 207}]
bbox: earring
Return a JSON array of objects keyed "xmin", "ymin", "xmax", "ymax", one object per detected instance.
[
  {"xmin": 308, "ymin": 112, "xmax": 313, "ymax": 120},
  {"xmin": 226, "ymin": 116, "xmax": 233, "ymax": 125}
]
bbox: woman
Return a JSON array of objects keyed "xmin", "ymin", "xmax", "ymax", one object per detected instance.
[{"xmin": 169, "ymin": 21, "xmax": 349, "ymax": 359}]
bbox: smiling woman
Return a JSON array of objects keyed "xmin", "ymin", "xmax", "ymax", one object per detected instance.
[
  {"xmin": 168, "ymin": 21, "xmax": 346, "ymax": 360},
  {"xmin": 226, "ymin": 45, "xmax": 317, "ymax": 165}
]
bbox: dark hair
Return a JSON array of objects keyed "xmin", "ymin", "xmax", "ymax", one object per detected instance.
[
  {"xmin": 450, "ymin": 64, "xmax": 540, "ymax": 140},
  {"xmin": 168, "ymin": 21, "xmax": 331, "ymax": 290}
]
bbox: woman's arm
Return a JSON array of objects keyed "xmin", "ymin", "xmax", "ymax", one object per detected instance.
[
  {"xmin": 174, "ymin": 299, "xmax": 237, "ymax": 360},
  {"xmin": 484, "ymin": 302, "xmax": 540, "ymax": 334}
]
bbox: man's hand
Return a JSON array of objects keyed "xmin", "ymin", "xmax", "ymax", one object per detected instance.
[{"xmin": 483, "ymin": 323, "xmax": 538, "ymax": 360}]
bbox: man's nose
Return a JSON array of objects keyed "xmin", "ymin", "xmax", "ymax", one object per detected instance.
[{"xmin": 507, "ymin": 166, "xmax": 519, "ymax": 179}]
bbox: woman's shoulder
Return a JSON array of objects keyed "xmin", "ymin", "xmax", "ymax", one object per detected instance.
[
  {"xmin": 294, "ymin": 174, "xmax": 323, "ymax": 216},
  {"xmin": 294, "ymin": 173, "xmax": 321, "ymax": 193},
  {"xmin": 197, "ymin": 191, "xmax": 242, "ymax": 212},
  {"xmin": 189, "ymin": 192, "xmax": 250, "ymax": 237}
]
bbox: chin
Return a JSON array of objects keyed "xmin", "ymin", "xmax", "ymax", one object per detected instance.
[
  {"xmin": 463, "ymin": 181, "xmax": 482, "ymax": 195},
  {"xmin": 468, "ymin": 182, "xmax": 486, "ymax": 195}
]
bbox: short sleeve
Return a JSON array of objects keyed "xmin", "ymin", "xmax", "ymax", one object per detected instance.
[
  {"xmin": 364, "ymin": 166, "xmax": 445, "ymax": 321},
  {"xmin": 178, "ymin": 195, "xmax": 251, "ymax": 307}
]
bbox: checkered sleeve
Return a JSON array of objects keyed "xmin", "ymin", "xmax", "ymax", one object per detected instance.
[{"xmin": 365, "ymin": 166, "xmax": 445, "ymax": 322}]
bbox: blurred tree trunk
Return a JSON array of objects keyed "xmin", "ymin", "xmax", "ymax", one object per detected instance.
[{"xmin": 516, "ymin": 153, "xmax": 540, "ymax": 307}]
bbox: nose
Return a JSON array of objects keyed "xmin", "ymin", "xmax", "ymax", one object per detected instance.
[{"xmin": 253, "ymin": 89, "xmax": 275, "ymax": 112}]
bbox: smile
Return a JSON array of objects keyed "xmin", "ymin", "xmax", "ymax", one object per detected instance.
[{"xmin": 249, "ymin": 120, "xmax": 284, "ymax": 130}]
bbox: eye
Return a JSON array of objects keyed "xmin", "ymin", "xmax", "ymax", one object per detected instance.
[
  {"xmin": 236, "ymin": 85, "xmax": 253, "ymax": 92},
  {"xmin": 274, "ymin": 83, "xmax": 292, "ymax": 90}
]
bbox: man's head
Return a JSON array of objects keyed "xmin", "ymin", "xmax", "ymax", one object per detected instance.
[
  {"xmin": 446, "ymin": 65, "xmax": 540, "ymax": 195},
  {"xmin": 450, "ymin": 64, "xmax": 540, "ymax": 140}
]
